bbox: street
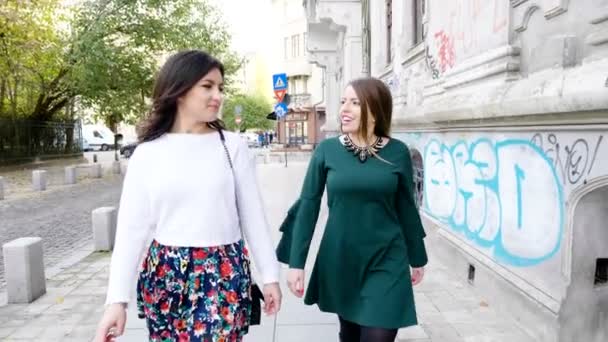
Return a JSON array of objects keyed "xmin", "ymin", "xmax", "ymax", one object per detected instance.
[{"xmin": 0, "ymin": 176, "xmax": 122, "ymax": 289}]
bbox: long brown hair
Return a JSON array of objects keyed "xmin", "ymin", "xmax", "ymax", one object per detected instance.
[
  {"xmin": 137, "ymin": 50, "xmax": 226, "ymax": 143},
  {"xmin": 347, "ymin": 77, "xmax": 393, "ymax": 144}
]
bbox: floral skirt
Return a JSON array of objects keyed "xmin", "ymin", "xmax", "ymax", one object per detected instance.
[{"xmin": 136, "ymin": 239, "xmax": 252, "ymax": 342}]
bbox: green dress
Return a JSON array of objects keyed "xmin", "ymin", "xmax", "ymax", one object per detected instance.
[{"xmin": 286, "ymin": 136, "xmax": 428, "ymax": 329}]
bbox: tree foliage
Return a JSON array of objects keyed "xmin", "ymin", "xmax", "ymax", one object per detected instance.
[
  {"xmin": 0, "ymin": 0, "xmax": 240, "ymax": 127},
  {"xmin": 222, "ymin": 93, "xmax": 274, "ymax": 132},
  {"xmin": 0, "ymin": 0, "xmax": 66, "ymax": 119}
]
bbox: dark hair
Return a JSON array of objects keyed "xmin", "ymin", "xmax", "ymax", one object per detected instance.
[
  {"xmin": 137, "ymin": 50, "xmax": 226, "ymax": 142},
  {"xmin": 347, "ymin": 77, "xmax": 393, "ymax": 142}
]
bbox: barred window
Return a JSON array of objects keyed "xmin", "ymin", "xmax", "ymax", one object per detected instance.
[
  {"xmin": 413, "ymin": 0, "xmax": 425, "ymax": 45},
  {"xmin": 386, "ymin": 0, "xmax": 393, "ymax": 63},
  {"xmin": 410, "ymin": 148, "xmax": 424, "ymax": 209}
]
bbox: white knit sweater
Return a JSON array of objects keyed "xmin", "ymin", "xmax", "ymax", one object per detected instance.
[{"xmin": 105, "ymin": 131, "xmax": 280, "ymax": 305}]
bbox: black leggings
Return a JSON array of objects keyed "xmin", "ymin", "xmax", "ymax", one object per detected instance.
[{"xmin": 338, "ymin": 316, "xmax": 398, "ymax": 342}]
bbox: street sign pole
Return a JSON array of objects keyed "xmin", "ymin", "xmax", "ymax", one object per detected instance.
[
  {"xmin": 284, "ymin": 116, "xmax": 288, "ymax": 168},
  {"xmin": 272, "ymin": 73, "xmax": 289, "ymax": 167},
  {"xmin": 234, "ymin": 105, "xmax": 242, "ymax": 133}
]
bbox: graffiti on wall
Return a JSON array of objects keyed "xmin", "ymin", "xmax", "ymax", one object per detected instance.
[
  {"xmin": 425, "ymin": 0, "xmax": 508, "ymax": 78},
  {"xmin": 434, "ymin": 30, "xmax": 456, "ymax": 73},
  {"xmin": 382, "ymin": 73, "xmax": 401, "ymax": 95},
  {"xmin": 530, "ymin": 133, "xmax": 604, "ymax": 186},
  {"xmin": 423, "ymin": 138, "xmax": 563, "ymax": 266},
  {"xmin": 425, "ymin": 31, "xmax": 455, "ymax": 78}
]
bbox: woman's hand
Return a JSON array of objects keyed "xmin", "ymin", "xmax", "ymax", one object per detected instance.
[
  {"xmin": 262, "ymin": 282, "xmax": 282, "ymax": 315},
  {"xmin": 287, "ymin": 268, "xmax": 305, "ymax": 298},
  {"xmin": 411, "ymin": 267, "xmax": 425, "ymax": 286},
  {"xmin": 94, "ymin": 303, "xmax": 127, "ymax": 342}
]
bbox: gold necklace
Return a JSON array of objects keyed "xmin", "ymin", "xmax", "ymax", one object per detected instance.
[{"xmin": 343, "ymin": 135, "xmax": 382, "ymax": 163}]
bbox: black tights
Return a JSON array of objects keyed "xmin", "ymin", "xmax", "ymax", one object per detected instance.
[{"xmin": 338, "ymin": 317, "xmax": 398, "ymax": 342}]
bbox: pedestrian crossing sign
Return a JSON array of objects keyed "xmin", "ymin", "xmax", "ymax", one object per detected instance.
[{"xmin": 272, "ymin": 73, "xmax": 287, "ymax": 91}]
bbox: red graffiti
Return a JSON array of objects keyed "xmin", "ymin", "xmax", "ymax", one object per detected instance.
[{"xmin": 434, "ymin": 30, "xmax": 456, "ymax": 72}]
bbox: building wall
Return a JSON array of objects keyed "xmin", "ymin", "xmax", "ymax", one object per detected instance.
[
  {"xmin": 367, "ymin": 1, "xmax": 608, "ymax": 340},
  {"xmin": 304, "ymin": 0, "xmax": 366, "ymax": 134},
  {"xmin": 273, "ymin": 0, "xmax": 327, "ymax": 145},
  {"xmin": 305, "ymin": 0, "xmax": 608, "ymax": 340}
]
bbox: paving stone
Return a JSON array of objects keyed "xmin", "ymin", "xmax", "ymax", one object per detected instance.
[{"xmin": 398, "ymin": 325, "xmax": 429, "ymax": 340}]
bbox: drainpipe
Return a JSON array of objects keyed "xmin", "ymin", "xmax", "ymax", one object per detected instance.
[{"xmin": 312, "ymin": 67, "xmax": 326, "ymax": 144}]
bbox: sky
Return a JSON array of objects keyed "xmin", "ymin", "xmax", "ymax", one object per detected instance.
[{"xmin": 210, "ymin": 0, "xmax": 275, "ymax": 55}]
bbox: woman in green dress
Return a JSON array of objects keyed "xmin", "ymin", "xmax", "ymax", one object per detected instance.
[{"xmin": 285, "ymin": 77, "xmax": 428, "ymax": 342}]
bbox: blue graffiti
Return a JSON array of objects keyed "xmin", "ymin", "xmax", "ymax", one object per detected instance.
[{"xmin": 423, "ymin": 138, "xmax": 564, "ymax": 266}]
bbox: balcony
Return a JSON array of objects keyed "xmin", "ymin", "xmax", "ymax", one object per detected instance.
[{"xmin": 286, "ymin": 59, "xmax": 312, "ymax": 77}]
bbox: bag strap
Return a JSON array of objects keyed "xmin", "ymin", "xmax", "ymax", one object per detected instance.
[
  {"xmin": 219, "ymin": 129, "xmax": 263, "ymax": 291},
  {"xmin": 218, "ymin": 129, "xmax": 234, "ymax": 170},
  {"xmin": 218, "ymin": 129, "xmax": 242, "ymax": 239}
]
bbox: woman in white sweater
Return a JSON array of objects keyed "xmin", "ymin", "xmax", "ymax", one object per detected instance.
[{"xmin": 95, "ymin": 50, "xmax": 282, "ymax": 342}]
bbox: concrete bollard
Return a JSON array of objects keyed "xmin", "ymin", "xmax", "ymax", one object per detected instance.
[
  {"xmin": 92, "ymin": 207, "xmax": 117, "ymax": 251},
  {"xmin": 3, "ymin": 237, "xmax": 46, "ymax": 303},
  {"xmin": 112, "ymin": 161, "xmax": 121, "ymax": 175},
  {"xmin": 90, "ymin": 164, "xmax": 102, "ymax": 178},
  {"xmin": 32, "ymin": 170, "xmax": 47, "ymax": 191},
  {"xmin": 0, "ymin": 176, "xmax": 4, "ymax": 200},
  {"xmin": 65, "ymin": 166, "xmax": 77, "ymax": 185}
]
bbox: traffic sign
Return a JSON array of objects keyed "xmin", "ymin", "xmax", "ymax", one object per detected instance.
[
  {"xmin": 274, "ymin": 89, "xmax": 286, "ymax": 103},
  {"xmin": 272, "ymin": 73, "xmax": 287, "ymax": 91},
  {"xmin": 274, "ymin": 103, "xmax": 288, "ymax": 119}
]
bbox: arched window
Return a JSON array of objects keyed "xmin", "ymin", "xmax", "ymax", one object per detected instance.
[{"xmin": 410, "ymin": 148, "xmax": 424, "ymax": 209}]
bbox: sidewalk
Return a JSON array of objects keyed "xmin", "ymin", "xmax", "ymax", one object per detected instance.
[
  {"xmin": 0, "ymin": 163, "xmax": 534, "ymax": 341},
  {"xmin": 0, "ymin": 152, "xmax": 118, "ymax": 201}
]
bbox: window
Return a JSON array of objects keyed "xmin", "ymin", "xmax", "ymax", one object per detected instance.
[
  {"xmin": 93, "ymin": 131, "xmax": 103, "ymax": 139},
  {"xmin": 288, "ymin": 77, "xmax": 297, "ymax": 94},
  {"xmin": 291, "ymin": 34, "xmax": 300, "ymax": 58},
  {"xmin": 302, "ymin": 76, "xmax": 308, "ymax": 94},
  {"xmin": 303, "ymin": 32, "xmax": 307, "ymax": 55},
  {"xmin": 413, "ymin": 0, "xmax": 425, "ymax": 45},
  {"xmin": 386, "ymin": 0, "xmax": 392, "ymax": 63},
  {"xmin": 284, "ymin": 37, "xmax": 289, "ymax": 59},
  {"xmin": 410, "ymin": 148, "xmax": 424, "ymax": 209},
  {"xmin": 596, "ymin": 258, "xmax": 608, "ymax": 287}
]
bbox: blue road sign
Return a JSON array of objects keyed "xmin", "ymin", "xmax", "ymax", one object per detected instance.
[
  {"xmin": 272, "ymin": 73, "xmax": 287, "ymax": 91},
  {"xmin": 274, "ymin": 103, "xmax": 288, "ymax": 119}
]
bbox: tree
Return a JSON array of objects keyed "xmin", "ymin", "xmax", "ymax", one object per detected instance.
[
  {"xmin": 69, "ymin": 0, "xmax": 241, "ymax": 126},
  {"xmin": 0, "ymin": 0, "xmax": 241, "ymax": 125},
  {"xmin": 222, "ymin": 93, "xmax": 274, "ymax": 132},
  {"xmin": 0, "ymin": 0, "xmax": 66, "ymax": 119}
]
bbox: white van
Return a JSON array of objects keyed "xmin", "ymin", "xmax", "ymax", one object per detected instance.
[{"xmin": 82, "ymin": 124, "xmax": 116, "ymax": 151}]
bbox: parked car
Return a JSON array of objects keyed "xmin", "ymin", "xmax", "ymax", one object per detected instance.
[
  {"xmin": 120, "ymin": 142, "xmax": 138, "ymax": 158},
  {"xmin": 83, "ymin": 124, "xmax": 116, "ymax": 151},
  {"xmin": 82, "ymin": 138, "xmax": 91, "ymax": 152},
  {"xmin": 240, "ymin": 132, "xmax": 260, "ymax": 148}
]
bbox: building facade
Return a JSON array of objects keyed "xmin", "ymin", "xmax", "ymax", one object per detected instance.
[
  {"xmin": 304, "ymin": 1, "xmax": 608, "ymax": 341},
  {"xmin": 272, "ymin": 0, "xmax": 326, "ymax": 147}
]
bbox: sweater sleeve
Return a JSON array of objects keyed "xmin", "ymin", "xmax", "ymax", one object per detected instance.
[
  {"xmin": 289, "ymin": 144, "xmax": 327, "ymax": 269},
  {"xmin": 233, "ymin": 138, "xmax": 280, "ymax": 285},
  {"xmin": 105, "ymin": 146, "xmax": 155, "ymax": 305},
  {"xmin": 396, "ymin": 144, "xmax": 428, "ymax": 268}
]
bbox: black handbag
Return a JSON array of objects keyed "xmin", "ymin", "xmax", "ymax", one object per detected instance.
[{"xmin": 218, "ymin": 129, "xmax": 265, "ymax": 326}]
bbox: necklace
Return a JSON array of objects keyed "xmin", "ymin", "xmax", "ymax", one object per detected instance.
[{"xmin": 343, "ymin": 134, "xmax": 383, "ymax": 163}]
